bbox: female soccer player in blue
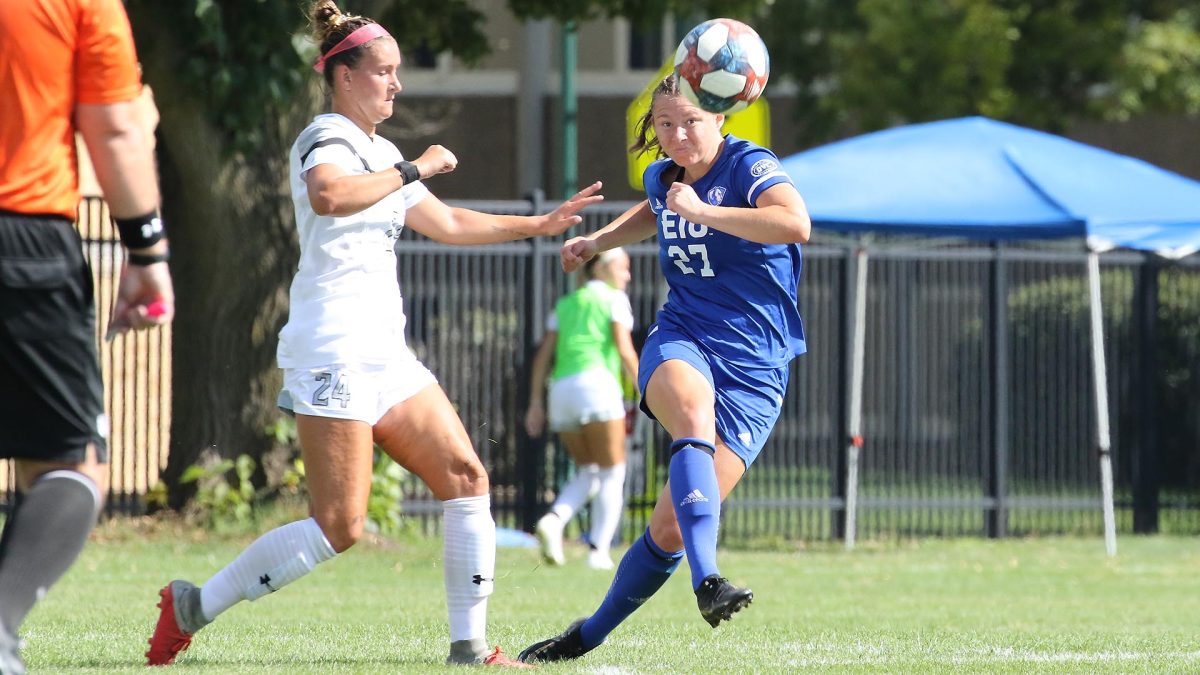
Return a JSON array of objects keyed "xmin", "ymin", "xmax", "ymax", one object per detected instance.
[{"xmin": 519, "ymin": 74, "xmax": 810, "ymax": 663}]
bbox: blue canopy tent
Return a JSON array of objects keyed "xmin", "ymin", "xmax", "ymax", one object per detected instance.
[{"xmin": 781, "ymin": 116, "xmax": 1200, "ymax": 555}]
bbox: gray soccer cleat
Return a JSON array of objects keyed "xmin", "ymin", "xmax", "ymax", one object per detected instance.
[{"xmin": 447, "ymin": 638, "xmax": 533, "ymax": 668}]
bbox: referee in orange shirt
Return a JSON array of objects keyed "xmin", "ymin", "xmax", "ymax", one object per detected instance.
[{"xmin": 0, "ymin": 1, "xmax": 174, "ymax": 671}]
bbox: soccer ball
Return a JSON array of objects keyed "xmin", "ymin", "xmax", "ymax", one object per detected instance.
[{"xmin": 673, "ymin": 18, "xmax": 770, "ymax": 115}]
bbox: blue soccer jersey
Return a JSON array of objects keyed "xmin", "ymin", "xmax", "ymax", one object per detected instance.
[{"xmin": 644, "ymin": 134, "xmax": 806, "ymax": 369}]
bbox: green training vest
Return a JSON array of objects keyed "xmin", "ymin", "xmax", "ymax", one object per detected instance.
[{"xmin": 551, "ymin": 281, "xmax": 624, "ymax": 383}]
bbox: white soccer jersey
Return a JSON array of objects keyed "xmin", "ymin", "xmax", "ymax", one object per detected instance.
[{"xmin": 279, "ymin": 113, "xmax": 429, "ymax": 368}]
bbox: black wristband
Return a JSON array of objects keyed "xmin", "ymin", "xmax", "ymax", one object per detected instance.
[
  {"xmin": 127, "ymin": 250, "xmax": 170, "ymax": 266},
  {"xmin": 114, "ymin": 211, "xmax": 165, "ymax": 249},
  {"xmin": 394, "ymin": 160, "xmax": 420, "ymax": 185}
]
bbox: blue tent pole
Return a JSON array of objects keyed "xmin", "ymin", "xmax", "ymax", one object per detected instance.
[
  {"xmin": 844, "ymin": 244, "xmax": 869, "ymax": 550},
  {"xmin": 1087, "ymin": 251, "xmax": 1118, "ymax": 556}
]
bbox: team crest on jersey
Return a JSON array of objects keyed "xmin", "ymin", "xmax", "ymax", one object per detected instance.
[
  {"xmin": 706, "ymin": 186, "xmax": 727, "ymax": 205},
  {"xmin": 750, "ymin": 159, "xmax": 778, "ymax": 177}
]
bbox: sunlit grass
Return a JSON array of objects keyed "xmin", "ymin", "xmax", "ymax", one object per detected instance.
[{"xmin": 18, "ymin": 517, "xmax": 1200, "ymax": 673}]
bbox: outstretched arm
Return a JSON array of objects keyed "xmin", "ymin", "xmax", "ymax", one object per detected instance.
[
  {"xmin": 407, "ymin": 182, "xmax": 604, "ymax": 245},
  {"xmin": 560, "ymin": 200, "xmax": 657, "ymax": 273}
]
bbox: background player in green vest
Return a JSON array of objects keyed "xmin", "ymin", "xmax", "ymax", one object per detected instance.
[{"xmin": 524, "ymin": 248, "xmax": 639, "ymax": 570}]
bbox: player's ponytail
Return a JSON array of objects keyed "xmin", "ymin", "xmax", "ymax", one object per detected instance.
[{"xmin": 628, "ymin": 74, "xmax": 682, "ymax": 159}]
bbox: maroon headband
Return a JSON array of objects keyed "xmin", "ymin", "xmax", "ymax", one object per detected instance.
[{"xmin": 313, "ymin": 23, "xmax": 392, "ymax": 73}]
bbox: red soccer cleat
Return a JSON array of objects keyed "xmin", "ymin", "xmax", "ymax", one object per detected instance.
[
  {"xmin": 483, "ymin": 645, "xmax": 536, "ymax": 669},
  {"xmin": 145, "ymin": 583, "xmax": 194, "ymax": 665}
]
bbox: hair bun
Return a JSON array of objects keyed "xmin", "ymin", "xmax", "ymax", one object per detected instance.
[{"xmin": 312, "ymin": 1, "xmax": 342, "ymax": 28}]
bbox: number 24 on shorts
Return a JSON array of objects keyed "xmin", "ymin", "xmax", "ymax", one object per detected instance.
[{"xmin": 312, "ymin": 371, "xmax": 351, "ymax": 408}]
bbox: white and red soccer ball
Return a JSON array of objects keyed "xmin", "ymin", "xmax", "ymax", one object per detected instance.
[{"xmin": 673, "ymin": 18, "xmax": 770, "ymax": 115}]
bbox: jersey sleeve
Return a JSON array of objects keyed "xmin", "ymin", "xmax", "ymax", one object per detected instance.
[
  {"xmin": 731, "ymin": 148, "xmax": 792, "ymax": 207},
  {"xmin": 643, "ymin": 161, "xmax": 668, "ymax": 215},
  {"xmin": 610, "ymin": 291, "xmax": 634, "ymax": 329},
  {"xmin": 399, "ymin": 180, "xmax": 429, "ymax": 209},
  {"xmin": 295, "ymin": 126, "xmax": 367, "ymax": 179},
  {"xmin": 75, "ymin": 0, "xmax": 143, "ymax": 105}
]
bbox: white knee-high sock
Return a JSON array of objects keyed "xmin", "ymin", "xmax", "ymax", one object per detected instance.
[
  {"xmin": 589, "ymin": 463, "xmax": 627, "ymax": 553},
  {"xmin": 549, "ymin": 464, "xmax": 599, "ymax": 522},
  {"xmin": 443, "ymin": 495, "xmax": 495, "ymax": 642},
  {"xmin": 199, "ymin": 517, "xmax": 335, "ymax": 621}
]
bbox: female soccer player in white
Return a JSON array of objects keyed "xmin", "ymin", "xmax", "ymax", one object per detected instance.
[
  {"xmin": 524, "ymin": 248, "xmax": 639, "ymax": 570},
  {"xmin": 519, "ymin": 73, "xmax": 809, "ymax": 663},
  {"xmin": 146, "ymin": 1, "xmax": 602, "ymax": 668}
]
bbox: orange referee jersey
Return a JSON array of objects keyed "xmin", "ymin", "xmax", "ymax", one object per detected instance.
[{"xmin": 0, "ymin": 0, "xmax": 143, "ymax": 220}]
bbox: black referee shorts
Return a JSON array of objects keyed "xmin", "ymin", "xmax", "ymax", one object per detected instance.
[{"xmin": 0, "ymin": 211, "xmax": 108, "ymax": 463}]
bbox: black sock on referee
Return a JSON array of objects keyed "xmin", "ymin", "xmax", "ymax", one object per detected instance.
[{"xmin": 0, "ymin": 471, "xmax": 99, "ymax": 634}]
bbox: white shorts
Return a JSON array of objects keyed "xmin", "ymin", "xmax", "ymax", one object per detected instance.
[
  {"xmin": 278, "ymin": 356, "xmax": 438, "ymax": 426},
  {"xmin": 547, "ymin": 368, "xmax": 625, "ymax": 433}
]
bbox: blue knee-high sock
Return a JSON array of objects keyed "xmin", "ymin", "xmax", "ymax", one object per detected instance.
[
  {"xmin": 668, "ymin": 437, "xmax": 721, "ymax": 589},
  {"xmin": 579, "ymin": 530, "xmax": 682, "ymax": 649}
]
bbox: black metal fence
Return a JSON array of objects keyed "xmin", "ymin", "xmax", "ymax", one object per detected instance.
[
  {"xmin": 70, "ymin": 195, "xmax": 1200, "ymax": 542},
  {"xmin": 389, "ymin": 197, "xmax": 1200, "ymax": 542}
]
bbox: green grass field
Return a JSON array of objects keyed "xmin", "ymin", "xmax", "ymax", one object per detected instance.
[{"xmin": 18, "ymin": 518, "xmax": 1200, "ymax": 674}]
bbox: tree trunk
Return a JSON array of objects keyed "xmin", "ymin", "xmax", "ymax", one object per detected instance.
[{"xmin": 127, "ymin": 5, "xmax": 316, "ymax": 507}]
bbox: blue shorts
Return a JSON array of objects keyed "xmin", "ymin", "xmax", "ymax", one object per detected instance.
[{"xmin": 637, "ymin": 325, "xmax": 789, "ymax": 468}]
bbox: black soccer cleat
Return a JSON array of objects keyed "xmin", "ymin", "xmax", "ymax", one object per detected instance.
[
  {"xmin": 517, "ymin": 618, "xmax": 594, "ymax": 663},
  {"xmin": 695, "ymin": 575, "xmax": 754, "ymax": 628}
]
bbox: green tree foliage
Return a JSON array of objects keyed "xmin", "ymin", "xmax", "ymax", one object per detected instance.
[
  {"xmin": 835, "ymin": 0, "xmax": 1017, "ymax": 130},
  {"xmin": 130, "ymin": 0, "xmax": 489, "ymax": 155},
  {"xmin": 375, "ymin": 0, "xmax": 491, "ymax": 69},
  {"xmin": 1108, "ymin": 9, "xmax": 1200, "ymax": 119},
  {"xmin": 507, "ymin": 0, "xmax": 766, "ymax": 25},
  {"xmin": 159, "ymin": 0, "xmax": 306, "ymax": 155},
  {"xmin": 761, "ymin": 1, "xmax": 1200, "ymax": 143}
]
